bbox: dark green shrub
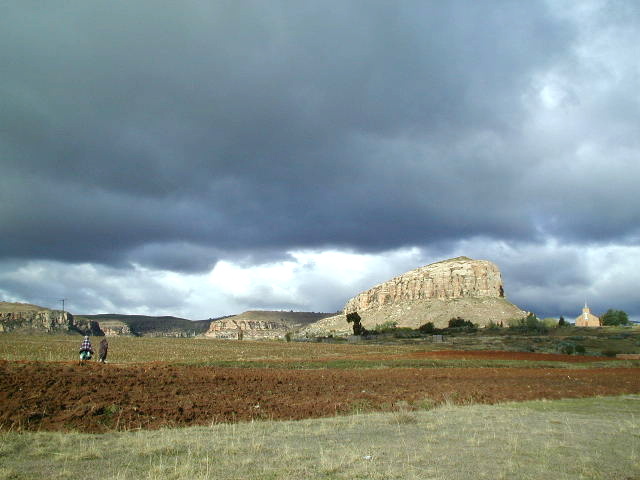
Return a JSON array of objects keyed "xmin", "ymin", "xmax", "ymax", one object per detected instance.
[
  {"xmin": 575, "ymin": 345, "xmax": 586, "ymax": 354},
  {"xmin": 601, "ymin": 349, "xmax": 620, "ymax": 357},
  {"xmin": 393, "ymin": 327, "xmax": 421, "ymax": 339},
  {"xmin": 561, "ymin": 344, "xmax": 574, "ymax": 355},
  {"xmin": 558, "ymin": 341, "xmax": 575, "ymax": 355},
  {"xmin": 609, "ymin": 333, "xmax": 632, "ymax": 340},
  {"xmin": 374, "ymin": 321, "xmax": 397, "ymax": 333},
  {"xmin": 418, "ymin": 322, "xmax": 436, "ymax": 334},
  {"xmin": 448, "ymin": 317, "xmax": 474, "ymax": 328},
  {"xmin": 509, "ymin": 314, "xmax": 548, "ymax": 334}
]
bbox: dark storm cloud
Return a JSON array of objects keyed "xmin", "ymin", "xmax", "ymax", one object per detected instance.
[
  {"xmin": 3, "ymin": 1, "xmax": 640, "ymax": 324},
  {"xmin": 1, "ymin": 0, "xmax": 585, "ymax": 270},
  {"xmin": 127, "ymin": 243, "xmax": 219, "ymax": 273},
  {"xmin": 491, "ymin": 245, "xmax": 593, "ymax": 317},
  {"xmin": 441, "ymin": 238, "xmax": 640, "ymax": 322}
]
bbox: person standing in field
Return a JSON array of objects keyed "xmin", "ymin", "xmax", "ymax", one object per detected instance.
[
  {"xmin": 98, "ymin": 338, "xmax": 108, "ymax": 363},
  {"xmin": 79, "ymin": 336, "xmax": 93, "ymax": 363}
]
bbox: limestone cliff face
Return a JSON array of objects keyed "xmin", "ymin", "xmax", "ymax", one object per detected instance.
[
  {"xmin": 0, "ymin": 309, "xmax": 71, "ymax": 332},
  {"xmin": 99, "ymin": 322, "xmax": 133, "ymax": 336},
  {"xmin": 205, "ymin": 316, "xmax": 288, "ymax": 340},
  {"xmin": 328, "ymin": 257, "xmax": 526, "ymax": 332},
  {"xmin": 345, "ymin": 257, "xmax": 504, "ymax": 313},
  {"xmin": 0, "ymin": 307, "xmax": 103, "ymax": 335},
  {"xmin": 205, "ymin": 311, "xmax": 333, "ymax": 340}
]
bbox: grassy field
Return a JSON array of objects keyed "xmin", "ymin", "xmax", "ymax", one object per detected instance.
[
  {"xmin": 450, "ymin": 325, "xmax": 640, "ymax": 356},
  {"xmin": 0, "ymin": 334, "xmax": 638, "ymax": 369},
  {"xmin": 0, "ymin": 334, "xmax": 421, "ymax": 363},
  {"xmin": 0, "ymin": 396, "xmax": 638, "ymax": 480}
]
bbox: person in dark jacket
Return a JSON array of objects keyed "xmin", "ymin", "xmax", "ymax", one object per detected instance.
[
  {"xmin": 98, "ymin": 338, "xmax": 108, "ymax": 363},
  {"xmin": 79, "ymin": 336, "xmax": 93, "ymax": 362}
]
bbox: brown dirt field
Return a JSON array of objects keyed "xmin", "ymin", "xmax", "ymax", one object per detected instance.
[
  {"xmin": 315, "ymin": 350, "xmax": 617, "ymax": 363},
  {"xmin": 2, "ymin": 356, "xmax": 639, "ymax": 434}
]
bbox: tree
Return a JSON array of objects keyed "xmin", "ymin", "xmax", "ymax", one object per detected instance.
[
  {"xmin": 558, "ymin": 316, "xmax": 566, "ymax": 326},
  {"xmin": 600, "ymin": 309, "xmax": 630, "ymax": 326},
  {"xmin": 525, "ymin": 313, "xmax": 539, "ymax": 329},
  {"xmin": 346, "ymin": 312, "xmax": 367, "ymax": 335}
]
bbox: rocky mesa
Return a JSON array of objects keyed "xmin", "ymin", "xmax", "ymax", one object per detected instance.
[{"xmin": 303, "ymin": 257, "xmax": 526, "ymax": 336}]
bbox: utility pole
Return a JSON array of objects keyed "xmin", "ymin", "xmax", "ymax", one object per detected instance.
[{"xmin": 59, "ymin": 298, "xmax": 66, "ymax": 313}]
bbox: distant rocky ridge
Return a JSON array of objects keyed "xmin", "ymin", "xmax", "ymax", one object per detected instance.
[
  {"xmin": 75, "ymin": 314, "xmax": 211, "ymax": 337},
  {"xmin": 1, "ymin": 302, "xmax": 332, "ymax": 339},
  {"xmin": 89, "ymin": 319, "xmax": 132, "ymax": 336},
  {"xmin": 205, "ymin": 311, "xmax": 333, "ymax": 340},
  {"xmin": 0, "ymin": 303, "xmax": 208, "ymax": 337},
  {"xmin": 0, "ymin": 303, "xmax": 102, "ymax": 335},
  {"xmin": 301, "ymin": 257, "xmax": 526, "ymax": 336}
]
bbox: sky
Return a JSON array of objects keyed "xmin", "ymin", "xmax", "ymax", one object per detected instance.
[{"xmin": 1, "ymin": 1, "xmax": 639, "ymax": 321}]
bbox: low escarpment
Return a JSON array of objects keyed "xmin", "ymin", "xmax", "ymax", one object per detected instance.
[
  {"xmin": 205, "ymin": 311, "xmax": 333, "ymax": 340},
  {"xmin": 0, "ymin": 302, "xmax": 102, "ymax": 335}
]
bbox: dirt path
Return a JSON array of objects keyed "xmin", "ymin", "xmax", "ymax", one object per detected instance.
[{"xmin": 1, "ymin": 358, "xmax": 638, "ymax": 433}]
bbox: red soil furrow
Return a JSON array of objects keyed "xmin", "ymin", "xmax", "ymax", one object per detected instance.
[
  {"xmin": 312, "ymin": 350, "xmax": 617, "ymax": 363},
  {"xmin": 1, "ymin": 358, "xmax": 638, "ymax": 433}
]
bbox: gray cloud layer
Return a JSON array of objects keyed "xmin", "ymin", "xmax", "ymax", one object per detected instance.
[{"xmin": 2, "ymin": 1, "xmax": 639, "ymax": 319}]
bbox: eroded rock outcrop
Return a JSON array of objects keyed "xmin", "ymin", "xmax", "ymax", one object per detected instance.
[
  {"xmin": 206, "ymin": 317, "xmax": 287, "ymax": 340},
  {"xmin": 302, "ymin": 257, "xmax": 525, "ymax": 336},
  {"xmin": 98, "ymin": 321, "xmax": 133, "ymax": 336},
  {"xmin": 345, "ymin": 256, "xmax": 504, "ymax": 312},
  {"xmin": 0, "ymin": 303, "xmax": 103, "ymax": 335},
  {"xmin": 205, "ymin": 311, "xmax": 333, "ymax": 340}
]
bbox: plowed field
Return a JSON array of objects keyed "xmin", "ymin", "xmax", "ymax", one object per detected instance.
[{"xmin": 2, "ymin": 351, "xmax": 639, "ymax": 433}]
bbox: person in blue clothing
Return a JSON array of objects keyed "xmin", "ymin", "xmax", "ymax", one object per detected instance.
[{"xmin": 79, "ymin": 336, "xmax": 94, "ymax": 363}]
